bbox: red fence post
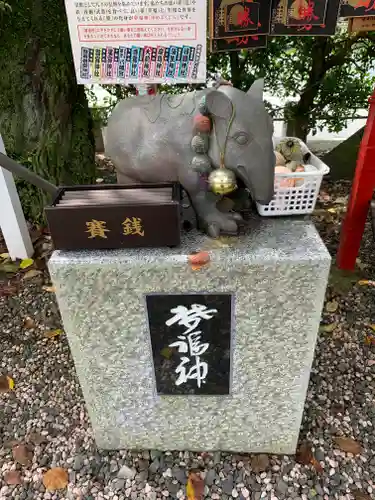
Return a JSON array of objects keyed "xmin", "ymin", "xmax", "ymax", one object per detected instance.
[{"xmin": 337, "ymin": 89, "xmax": 375, "ymax": 270}]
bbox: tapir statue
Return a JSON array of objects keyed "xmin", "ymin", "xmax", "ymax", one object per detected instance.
[{"xmin": 105, "ymin": 79, "xmax": 275, "ymax": 236}]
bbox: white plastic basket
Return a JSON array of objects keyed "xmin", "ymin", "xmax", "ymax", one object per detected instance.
[{"xmin": 256, "ymin": 137, "xmax": 330, "ymax": 217}]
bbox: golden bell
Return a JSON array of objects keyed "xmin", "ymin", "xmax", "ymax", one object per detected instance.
[{"xmin": 208, "ymin": 168, "xmax": 237, "ymax": 195}]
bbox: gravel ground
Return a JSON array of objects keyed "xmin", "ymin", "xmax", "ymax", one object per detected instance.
[{"xmin": 1, "ymin": 180, "xmax": 375, "ymax": 500}]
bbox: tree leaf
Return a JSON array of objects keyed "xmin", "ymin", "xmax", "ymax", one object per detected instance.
[
  {"xmin": 333, "ymin": 437, "xmax": 362, "ymax": 455},
  {"xmin": 19, "ymin": 258, "xmax": 34, "ymax": 269},
  {"xmin": 320, "ymin": 322, "xmax": 337, "ymax": 333},
  {"xmin": 188, "ymin": 251, "xmax": 210, "ymax": 271},
  {"xmin": 22, "ymin": 269, "xmax": 42, "ymax": 280},
  {"xmin": 12, "ymin": 443, "xmax": 33, "ymax": 465},
  {"xmin": 186, "ymin": 471, "xmax": 204, "ymax": 500},
  {"xmin": 353, "ymin": 492, "xmax": 371, "ymax": 500},
  {"xmin": 0, "ymin": 375, "xmax": 14, "ymax": 393},
  {"xmin": 42, "ymin": 285, "xmax": 56, "ymax": 293},
  {"xmin": 0, "ymin": 283, "xmax": 18, "ymax": 297},
  {"xmin": 161, "ymin": 346, "xmax": 173, "ymax": 359},
  {"xmin": 358, "ymin": 280, "xmax": 375, "ymax": 287},
  {"xmin": 24, "ymin": 317, "xmax": 36, "ymax": 329},
  {"xmin": 4, "ymin": 470, "xmax": 22, "ymax": 485},
  {"xmin": 296, "ymin": 442, "xmax": 313, "ymax": 465},
  {"xmin": 43, "ymin": 468, "xmax": 68, "ymax": 491},
  {"xmin": 0, "ymin": 262, "xmax": 19, "ymax": 273},
  {"xmin": 325, "ymin": 299, "xmax": 338, "ymax": 313},
  {"xmin": 310, "ymin": 457, "xmax": 323, "ymax": 474},
  {"xmin": 364, "ymin": 335, "xmax": 375, "ymax": 346},
  {"xmin": 0, "ymin": 252, "xmax": 10, "ymax": 259},
  {"xmin": 44, "ymin": 329, "xmax": 63, "ymax": 339},
  {"xmin": 250, "ymin": 454, "xmax": 269, "ymax": 473}
]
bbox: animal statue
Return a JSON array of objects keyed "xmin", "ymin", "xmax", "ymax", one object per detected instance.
[{"xmin": 105, "ymin": 79, "xmax": 275, "ymax": 237}]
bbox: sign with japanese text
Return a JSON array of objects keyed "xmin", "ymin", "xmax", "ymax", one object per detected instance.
[
  {"xmin": 348, "ymin": 15, "xmax": 375, "ymax": 30},
  {"xmin": 210, "ymin": 34, "xmax": 267, "ymax": 52},
  {"xmin": 340, "ymin": 0, "xmax": 375, "ymax": 18},
  {"xmin": 270, "ymin": 0, "xmax": 340, "ymax": 35},
  {"xmin": 64, "ymin": 0, "xmax": 207, "ymax": 84},
  {"xmin": 209, "ymin": 0, "xmax": 272, "ymax": 38},
  {"xmin": 146, "ymin": 293, "xmax": 233, "ymax": 395}
]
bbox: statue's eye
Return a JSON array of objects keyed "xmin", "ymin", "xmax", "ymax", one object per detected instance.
[{"xmin": 233, "ymin": 132, "xmax": 249, "ymax": 145}]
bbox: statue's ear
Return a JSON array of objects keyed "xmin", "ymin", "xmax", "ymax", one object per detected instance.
[
  {"xmin": 205, "ymin": 90, "xmax": 233, "ymax": 120},
  {"xmin": 247, "ymin": 78, "xmax": 264, "ymax": 100}
]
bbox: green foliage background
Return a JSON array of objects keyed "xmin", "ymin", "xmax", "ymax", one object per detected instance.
[{"xmin": 0, "ymin": 0, "xmax": 96, "ymax": 223}]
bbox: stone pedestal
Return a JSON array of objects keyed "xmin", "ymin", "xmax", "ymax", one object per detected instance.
[{"xmin": 48, "ymin": 219, "xmax": 330, "ymax": 454}]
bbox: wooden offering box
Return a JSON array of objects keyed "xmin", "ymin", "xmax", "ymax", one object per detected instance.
[{"xmin": 45, "ymin": 183, "xmax": 181, "ymax": 250}]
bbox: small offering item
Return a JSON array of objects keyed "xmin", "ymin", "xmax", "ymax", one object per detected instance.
[{"xmin": 257, "ymin": 137, "xmax": 330, "ymax": 217}]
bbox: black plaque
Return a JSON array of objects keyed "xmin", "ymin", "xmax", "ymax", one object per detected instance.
[
  {"xmin": 271, "ymin": 0, "xmax": 340, "ymax": 34},
  {"xmin": 340, "ymin": 0, "xmax": 375, "ymax": 18},
  {"xmin": 210, "ymin": 0, "xmax": 272, "ymax": 37},
  {"xmin": 210, "ymin": 35, "xmax": 268, "ymax": 52},
  {"xmin": 146, "ymin": 293, "xmax": 233, "ymax": 395}
]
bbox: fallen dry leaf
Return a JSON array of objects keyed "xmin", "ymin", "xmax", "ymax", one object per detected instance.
[
  {"xmin": 19, "ymin": 258, "xmax": 34, "ymax": 270},
  {"xmin": 186, "ymin": 471, "xmax": 204, "ymax": 500},
  {"xmin": 188, "ymin": 251, "xmax": 210, "ymax": 271},
  {"xmin": 250, "ymin": 454, "xmax": 269, "ymax": 473},
  {"xmin": 327, "ymin": 207, "xmax": 337, "ymax": 214},
  {"xmin": 44, "ymin": 329, "xmax": 63, "ymax": 339},
  {"xmin": 4, "ymin": 470, "xmax": 22, "ymax": 485},
  {"xmin": 353, "ymin": 491, "xmax": 371, "ymax": 500},
  {"xmin": 296, "ymin": 442, "xmax": 313, "ymax": 466},
  {"xmin": 0, "ymin": 261, "xmax": 19, "ymax": 274},
  {"xmin": 366, "ymin": 324, "xmax": 375, "ymax": 332},
  {"xmin": 296, "ymin": 442, "xmax": 323, "ymax": 472},
  {"xmin": 23, "ymin": 317, "xmax": 36, "ymax": 329},
  {"xmin": 367, "ymin": 359, "xmax": 375, "ymax": 366},
  {"xmin": 42, "ymin": 285, "xmax": 56, "ymax": 293},
  {"xmin": 43, "ymin": 468, "xmax": 68, "ymax": 491},
  {"xmin": 364, "ymin": 335, "xmax": 375, "ymax": 346},
  {"xmin": 358, "ymin": 279, "xmax": 375, "ymax": 287},
  {"xmin": 0, "ymin": 252, "xmax": 10, "ymax": 259},
  {"xmin": 0, "ymin": 375, "xmax": 14, "ymax": 393},
  {"xmin": 12, "ymin": 443, "xmax": 32, "ymax": 465},
  {"xmin": 319, "ymin": 322, "xmax": 338, "ymax": 333},
  {"xmin": 22, "ymin": 269, "xmax": 43, "ymax": 280},
  {"xmin": 333, "ymin": 437, "xmax": 362, "ymax": 455},
  {"xmin": 310, "ymin": 456, "xmax": 323, "ymax": 474},
  {"xmin": 325, "ymin": 299, "xmax": 338, "ymax": 313},
  {"xmin": 160, "ymin": 346, "xmax": 173, "ymax": 359},
  {"xmin": 0, "ymin": 283, "xmax": 18, "ymax": 297}
]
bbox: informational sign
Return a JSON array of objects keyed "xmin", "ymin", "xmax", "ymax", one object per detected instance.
[
  {"xmin": 340, "ymin": 0, "xmax": 375, "ymax": 18},
  {"xmin": 64, "ymin": 0, "xmax": 206, "ymax": 84},
  {"xmin": 270, "ymin": 0, "xmax": 340, "ymax": 35},
  {"xmin": 348, "ymin": 15, "xmax": 375, "ymax": 30},
  {"xmin": 209, "ymin": 0, "xmax": 272, "ymax": 38},
  {"xmin": 146, "ymin": 293, "xmax": 233, "ymax": 395}
]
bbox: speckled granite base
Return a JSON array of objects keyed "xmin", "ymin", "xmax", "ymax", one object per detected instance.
[{"xmin": 48, "ymin": 219, "xmax": 331, "ymax": 454}]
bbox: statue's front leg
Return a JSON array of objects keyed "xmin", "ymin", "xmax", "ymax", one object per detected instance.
[{"xmin": 179, "ymin": 169, "xmax": 242, "ymax": 237}]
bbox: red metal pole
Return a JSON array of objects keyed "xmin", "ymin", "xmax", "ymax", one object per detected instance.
[{"xmin": 337, "ymin": 89, "xmax": 375, "ymax": 270}]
